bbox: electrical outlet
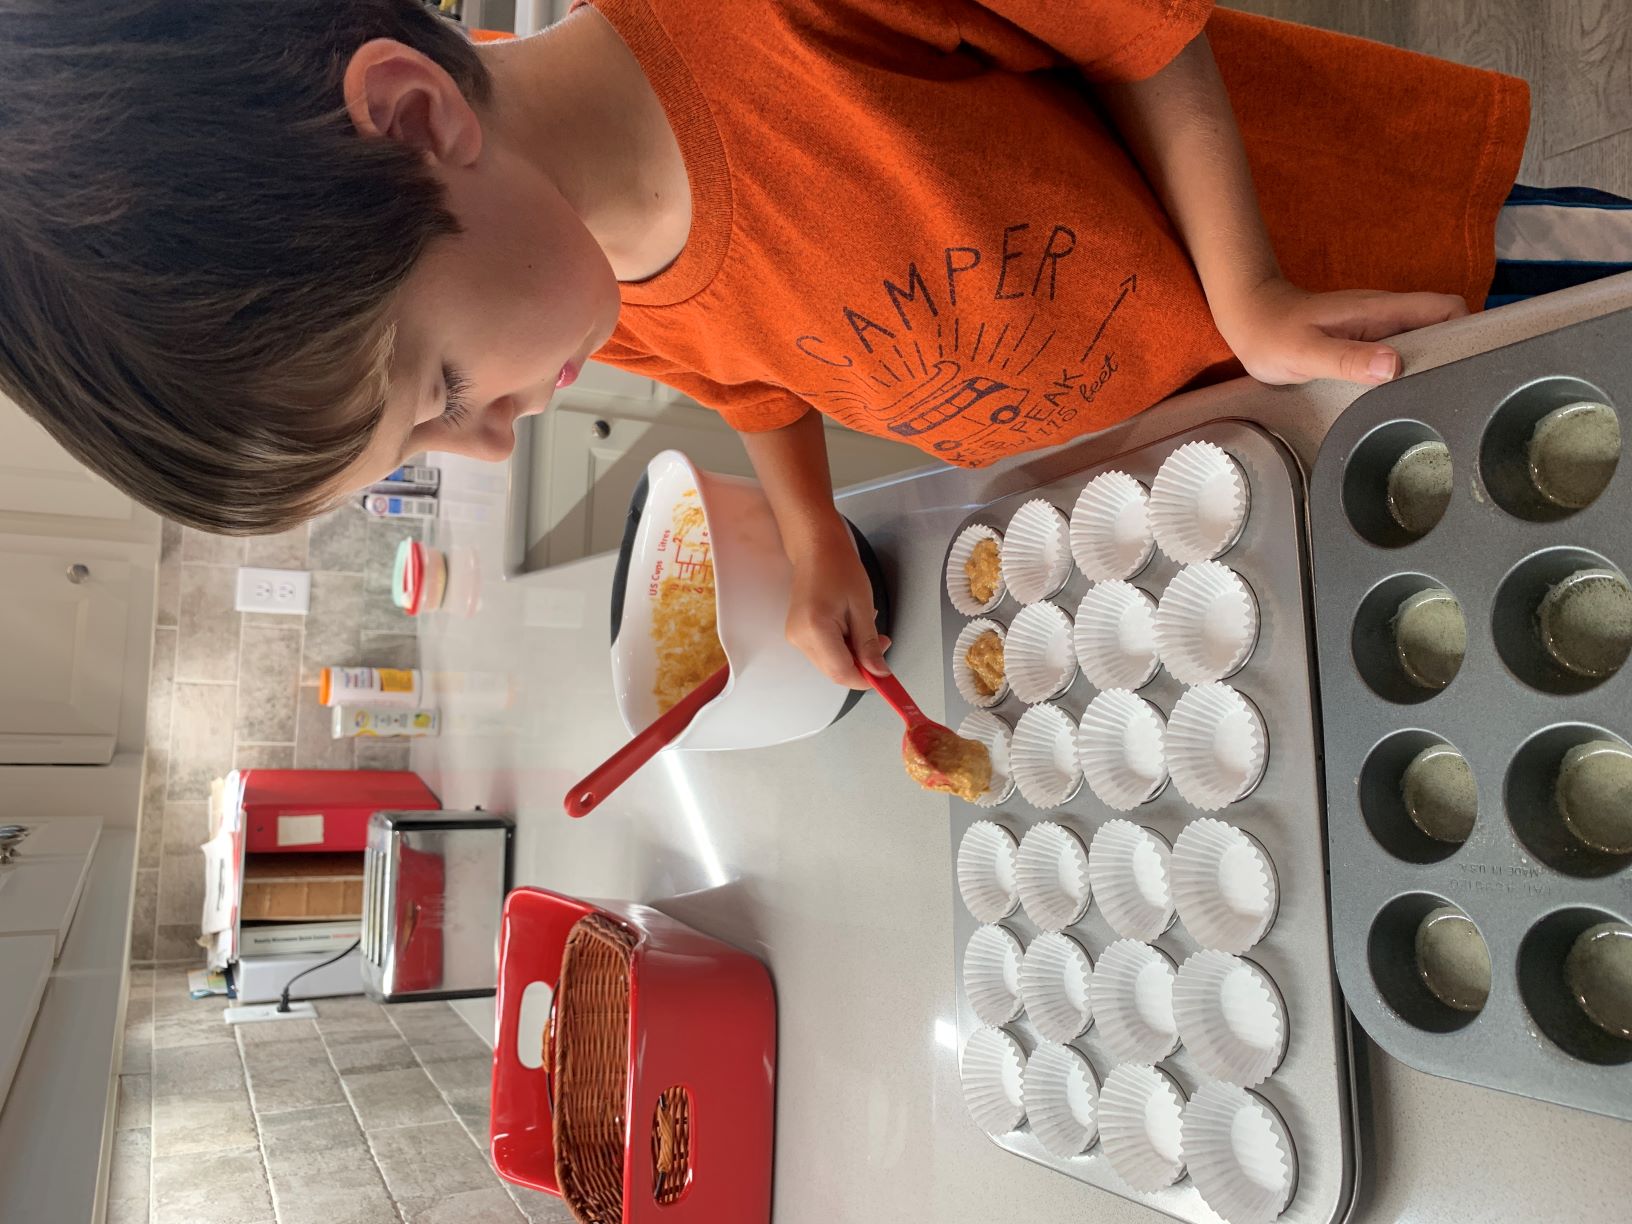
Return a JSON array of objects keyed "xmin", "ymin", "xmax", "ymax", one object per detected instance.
[{"xmin": 235, "ymin": 567, "xmax": 312, "ymax": 615}]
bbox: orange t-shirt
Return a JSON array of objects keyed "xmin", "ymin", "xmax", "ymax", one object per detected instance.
[{"xmin": 585, "ymin": 0, "xmax": 1528, "ymax": 468}]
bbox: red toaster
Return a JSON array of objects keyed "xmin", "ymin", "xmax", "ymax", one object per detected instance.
[{"xmin": 489, "ymin": 887, "xmax": 776, "ymax": 1223}]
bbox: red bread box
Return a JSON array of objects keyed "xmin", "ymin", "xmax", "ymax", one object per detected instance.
[{"xmin": 241, "ymin": 769, "xmax": 439, "ymax": 854}]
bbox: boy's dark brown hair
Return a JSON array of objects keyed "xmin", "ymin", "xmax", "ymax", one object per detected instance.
[{"xmin": 0, "ymin": 0, "xmax": 489, "ymax": 534}]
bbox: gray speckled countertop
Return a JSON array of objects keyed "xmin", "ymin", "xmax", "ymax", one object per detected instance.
[{"xmin": 418, "ymin": 271, "xmax": 1632, "ymax": 1224}]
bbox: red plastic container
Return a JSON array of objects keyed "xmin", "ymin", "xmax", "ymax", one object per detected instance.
[
  {"xmin": 490, "ymin": 888, "xmax": 776, "ymax": 1223},
  {"xmin": 240, "ymin": 769, "xmax": 439, "ymax": 854}
]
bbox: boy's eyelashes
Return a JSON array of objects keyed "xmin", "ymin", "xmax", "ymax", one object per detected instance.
[{"xmin": 440, "ymin": 363, "xmax": 473, "ymax": 427}]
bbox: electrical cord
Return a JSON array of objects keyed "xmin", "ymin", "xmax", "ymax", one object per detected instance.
[{"xmin": 276, "ymin": 938, "xmax": 362, "ymax": 1013}]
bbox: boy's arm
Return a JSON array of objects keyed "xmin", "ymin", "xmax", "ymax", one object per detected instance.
[
  {"xmin": 1095, "ymin": 32, "xmax": 1467, "ymax": 385},
  {"xmin": 739, "ymin": 410, "xmax": 889, "ymax": 689}
]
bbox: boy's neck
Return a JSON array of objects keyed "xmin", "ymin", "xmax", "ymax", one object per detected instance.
[{"xmin": 480, "ymin": 8, "xmax": 690, "ymax": 282}]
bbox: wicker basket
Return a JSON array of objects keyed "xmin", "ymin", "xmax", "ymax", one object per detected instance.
[{"xmin": 554, "ymin": 915, "xmax": 639, "ymax": 1224}]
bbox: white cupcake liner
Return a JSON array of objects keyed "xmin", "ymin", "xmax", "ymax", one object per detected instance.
[
  {"xmin": 960, "ymin": 1026, "xmax": 1027, "ymax": 1135},
  {"xmin": 947, "ymin": 524, "xmax": 1007, "ymax": 616},
  {"xmin": 1167, "ymin": 683, "xmax": 1269, "ymax": 810},
  {"xmin": 1078, "ymin": 691, "xmax": 1169, "ymax": 810},
  {"xmin": 1022, "ymin": 1042, "xmax": 1101, "ymax": 1158},
  {"xmin": 1171, "ymin": 819, "xmax": 1280, "ymax": 954},
  {"xmin": 1015, "ymin": 821, "xmax": 1091, "ymax": 931},
  {"xmin": 1155, "ymin": 562, "xmax": 1260, "ymax": 685},
  {"xmin": 1070, "ymin": 471, "xmax": 1155, "ymax": 582},
  {"xmin": 1182, "ymin": 1082, "xmax": 1297, "ymax": 1224},
  {"xmin": 1006, "ymin": 601, "xmax": 1078, "ymax": 703},
  {"xmin": 1088, "ymin": 821, "xmax": 1176, "ymax": 941},
  {"xmin": 1090, "ymin": 939, "xmax": 1180, "ymax": 1063},
  {"xmin": 1002, "ymin": 500, "xmax": 1073, "ymax": 604},
  {"xmin": 1073, "ymin": 581, "xmax": 1161, "ymax": 691},
  {"xmin": 963, "ymin": 924, "xmax": 1025, "ymax": 1026},
  {"xmin": 1173, "ymin": 950, "xmax": 1288, "ymax": 1087},
  {"xmin": 1099, "ymin": 1063, "xmax": 1187, "ymax": 1192},
  {"xmin": 957, "ymin": 712, "xmax": 1017, "ymax": 808},
  {"xmin": 1019, "ymin": 931, "xmax": 1094, "ymax": 1042},
  {"xmin": 1011, "ymin": 704, "xmax": 1085, "ymax": 810},
  {"xmin": 1150, "ymin": 441, "xmax": 1250, "ymax": 564},
  {"xmin": 956, "ymin": 820, "xmax": 1019, "ymax": 922},
  {"xmin": 953, "ymin": 618, "xmax": 1009, "ymax": 709}
]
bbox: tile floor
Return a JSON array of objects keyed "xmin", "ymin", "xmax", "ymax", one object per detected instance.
[{"xmin": 111, "ymin": 969, "xmax": 572, "ymax": 1224}]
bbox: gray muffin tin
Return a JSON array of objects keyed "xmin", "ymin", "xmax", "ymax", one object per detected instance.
[
  {"xmin": 943, "ymin": 422, "xmax": 1356, "ymax": 1224},
  {"xmin": 1309, "ymin": 309, "xmax": 1632, "ymax": 1120}
]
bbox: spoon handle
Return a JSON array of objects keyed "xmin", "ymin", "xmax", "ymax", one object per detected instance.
[{"xmin": 860, "ymin": 663, "xmax": 927, "ymax": 728}]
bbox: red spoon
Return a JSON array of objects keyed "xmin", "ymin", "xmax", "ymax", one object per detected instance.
[
  {"xmin": 564, "ymin": 664, "xmax": 729, "ymax": 818},
  {"xmin": 855, "ymin": 658, "xmax": 974, "ymax": 793}
]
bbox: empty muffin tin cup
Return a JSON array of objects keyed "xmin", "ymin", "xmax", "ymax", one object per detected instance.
[
  {"xmin": 957, "ymin": 712, "xmax": 1017, "ymax": 809},
  {"xmin": 961, "ymin": 1026, "xmax": 1028, "ymax": 1135},
  {"xmin": 1493, "ymin": 548, "xmax": 1630, "ymax": 695},
  {"xmin": 1015, "ymin": 821, "xmax": 1091, "ymax": 930},
  {"xmin": 1537, "ymin": 567, "xmax": 1632, "ymax": 681},
  {"xmin": 1002, "ymin": 499, "xmax": 1073, "ymax": 604},
  {"xmin": 947, "ymin": 524, "xmax": 1007, "ymax": 616},
  {"xmin": 1173, "ymin": 950, "xmax": 1288, "ymax": 1087},
  {"xmin": 1078, "ymin": 690, "xmax": 1169, "ymax": 811},
  {"xmin": 1519, "ymin": 907, "xmax": 1632, "ymax": 1064},
  {"xmin": 1393, "ymin": 586, "xmax": 1467, "ymax": 691},
  {"xmin": 1150, "ymin": 440, "xmax": 1251, "ymax": 563},
  {"xmin": 1341, "ymin": 421, "xmax": 1453, "ymax": 546},
  {"xmin": 1166, "ymin": 683, "xmax": 1269, "ymax": 810},
  {"xmin": 1155, "ymin": 561, "xmax": 1261, "ymax": 684},
  {"xmin": 1566, "ymin": 922, "xmax": 1632, "ymax": 1041},
  {"xmin": 1558, "ymin": 738, "xmax": 1632, "ymax": 855},
  {"xmin": 1415, "ymin": 904, "xmax": 1492, "ymax": 1015},
  {"xmin": 1479, "ymin": 377, "xmax": 1621, "ymax": 521},
  {"xmin": 1506, "ymin": 724, "xmax": 1632, "ymax": 876},
  {"xmin": 1005, "ymin": 601, "xmax": 1078, "ymax": 703},
  {"xmin": 1091, "ymin": 938, "xmax": 1180, "ymax": 1063},
  {"xmin": 1073, "ymin": 581, "xmax": 1161, "ymax": 690},
  {"xmin": 1098, "ymin": 1063, "xmax": 1187, "ymax": 1192},
  {"xmin": 1011, "ymin": 703, "xmax": 1086, "ymax": 810},
  {"xmin": 956, "ymin": 819, "xmax": 1019, "ymax": 923},
  {"xmin": 1358, "ymin": 730, "xmax": 1478, "ymax": 864},
  {"xmin": 952, "ymin": 618, "xmax": 1009, "ymax": 709},
  {"xmin": 1069, "ymin": 470, "xmax": 1155, "ymax": 581},
  {"xmin": 1528, "ymin": 400, "xmax": 1621, "ymax": 510},
  {"xmin": 1171, "ymin": 819, "xmax": 1279, "ymax": 954},
  {"xmin": 963, "ymin": 923, "xmax": 1026, "ymax": 1026},
  {"xmin": 1019, "ymin": 931, "xmax": 1094, "ymax": 1042},
  {"xmin": 1087, "ymin": 820, "xmax": 1175, "ymax": 941},
  {"xmin": 1022, "ymin": 1041, "xmax": 1101, "ymax": 1159},
  {"xmin": 1182, "ymin": 1082, "xmax": 1298, "ymax": 1224}
]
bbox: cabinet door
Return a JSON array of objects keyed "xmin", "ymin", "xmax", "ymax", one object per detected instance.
[
  {"xmin": 525, "ymin": 404, "xmax": 758, "ymax": 570},
  {"xmin": 0, "ymin": 550, "xmax": 127, "ymax": 764},
  {"xmin": 0, "ymin": 393, "xmax": 133, "ymax": 522}
]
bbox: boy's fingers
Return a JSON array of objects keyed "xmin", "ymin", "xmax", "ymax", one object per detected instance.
[
  {"xmin": 1324, "ymin": 291, "xmax": 1469, "ymax": 340},
  {"xmin": 788, "ymin": 613, "xmax": 867, "ymax": 688},
  {"xmin": 1300, "ymin": 334, "xmax": 1401, "ymax": 385}
]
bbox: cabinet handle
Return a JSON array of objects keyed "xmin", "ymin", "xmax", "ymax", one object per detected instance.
[
  {"xmin": 66, "ymin": 563, "xmax": 91, "ymax": 585},
  {"xmin": 591, "ymin": 419, "xmax": 611, "ymax": 440}
]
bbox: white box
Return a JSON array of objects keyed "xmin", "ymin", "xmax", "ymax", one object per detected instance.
[{"xmin": 234, "ymin": 948, "xmax": 364, "ymax": 1004}]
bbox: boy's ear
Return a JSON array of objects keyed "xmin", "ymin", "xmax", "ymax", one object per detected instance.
[{"xmin": 343, "ymin": 39, "xmax": 481, "ymax": 167}]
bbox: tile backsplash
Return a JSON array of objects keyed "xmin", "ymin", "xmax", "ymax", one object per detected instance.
[{"xmin": 131, "ymin": 507, "xmax": 422, "ymax": 965}]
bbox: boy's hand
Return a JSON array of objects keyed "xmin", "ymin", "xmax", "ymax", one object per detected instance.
[
  {"xmin": 1214, "ymin": 276, "xmax": 1468, "ymax": 387},
  {"xmin": 785, "ymin": 519, "xmax": 891, "ymax": 690}
]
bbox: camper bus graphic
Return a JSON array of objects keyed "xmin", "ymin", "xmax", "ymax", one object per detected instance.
[{"xmin": 877, "ymin": 360, "xmax": 1028, "ymax": 444}]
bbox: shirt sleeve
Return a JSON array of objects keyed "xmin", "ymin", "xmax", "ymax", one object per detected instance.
[
  {"xmin": 591, "ymin": 341, "xmax": 813, "ymax": 434},
  {"xmin": 956, "ymin": 0, "xmax": 1213, "ymax": 82}
]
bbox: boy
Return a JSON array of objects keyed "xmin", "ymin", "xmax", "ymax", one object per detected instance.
[{"xmin": 0, "ymin": 1, "xmax": 1533, "ymax": 686}]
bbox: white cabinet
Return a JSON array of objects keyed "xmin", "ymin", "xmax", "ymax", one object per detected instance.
[
  {"xmin": 518, "ymin": 363, "xmax": 929, "ymax": 570},
  {"xmin": 0, "ymin": 396, "xmax": 133, "ymax": 523},
  {"xmin": 0, "ymin": 544, "xmax": 129, "ymax": 764}
]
